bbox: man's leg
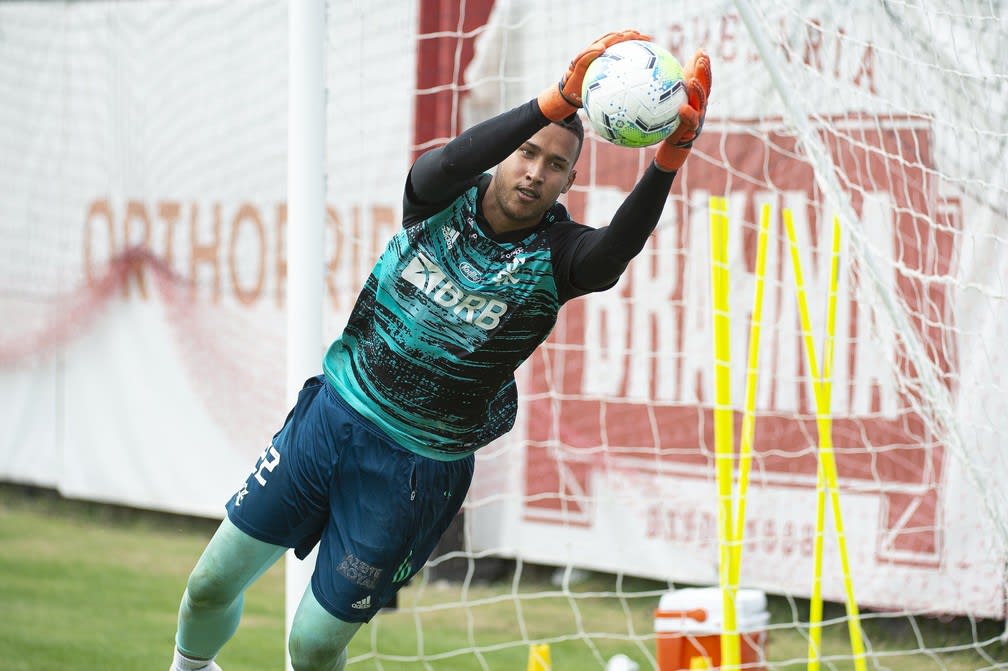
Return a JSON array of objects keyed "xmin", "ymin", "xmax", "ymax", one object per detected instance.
[
  {"xmin": 173, "ymin": 517, "xmax": 287, "ymax": 666},
  {"xmin": 288, "ymin": 583, "xmax": 362, "ymax": 671}
]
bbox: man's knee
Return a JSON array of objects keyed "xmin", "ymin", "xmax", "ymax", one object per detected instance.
[
  {"xmin": 184, "ymin": 518, "xmax": 285, "ymax": 610},
  {"xmin": 288, "ymin": 588, "xmax": 360, "ymax": 671},
  {"xmin": 288, "ymin": 632, "xmax": 347, "ymax": 671},
  {"xmin": 184, "ymin": 561, "xmax": 242, "ymax": 609}
]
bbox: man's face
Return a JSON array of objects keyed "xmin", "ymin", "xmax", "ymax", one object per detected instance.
[{"xmin": 484, "ymin": 123, "xmax": 579, "ymax": 234}]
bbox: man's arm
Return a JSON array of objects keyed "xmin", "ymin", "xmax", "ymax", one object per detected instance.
[
  {"xmin": 565, "ymin": 50, "xmax": 712, "ymax": 292},
  {"xmin": 407, "ymin": 30, "xmax": 648, "ymax": 208},
  {"xmin": 564, "ymin": 164, "xmax": 677, "ymax": 292},
  {"xmin": 407, "ymin": 101, "xmax": 549, "ymax": 207}
]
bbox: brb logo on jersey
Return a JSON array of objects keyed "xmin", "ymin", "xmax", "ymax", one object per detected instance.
[{"xmin": 401, "ymin": 250, "xmax": 508, "ymax": 330}]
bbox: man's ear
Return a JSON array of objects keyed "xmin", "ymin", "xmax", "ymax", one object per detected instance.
[{"xmin": 561, "ymin": 168, "xmax": 577, "ymax": 194}]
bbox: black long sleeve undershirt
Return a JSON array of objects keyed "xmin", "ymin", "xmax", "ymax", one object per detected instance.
[
  {"xmin": 566, "ymin": 163, "xmax": 676, "ymax": 292},
  {"xmin": 406, "ymin": 98, "xmax": 678, "ymax": 294},
  {"xmin": 409, "ymin": 100, "xmax": 550, "ymax": 206}
]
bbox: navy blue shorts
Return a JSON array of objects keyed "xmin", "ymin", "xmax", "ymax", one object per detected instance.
[{"xmin": 225, "ymin": 375, "xmax": 474, "ymax": 622}]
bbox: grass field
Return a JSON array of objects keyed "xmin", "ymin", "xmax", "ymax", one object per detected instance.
[{"xmin": 1, "ymin": 484, "xmax": 1006, "ymax": 671}]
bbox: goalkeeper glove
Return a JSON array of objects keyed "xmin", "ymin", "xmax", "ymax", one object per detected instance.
[
  {"xmin": 537, "ymin": 29, "xmax": 650, "ymax": 122},
  {"xmin": 654, "ymin": 49, "xmax": 712, "ymax": 172}
]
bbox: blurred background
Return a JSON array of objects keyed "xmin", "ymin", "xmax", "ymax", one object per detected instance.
[{"xmin": 1, "ymin": 1, "xmax": 1006, "ymax": 669}]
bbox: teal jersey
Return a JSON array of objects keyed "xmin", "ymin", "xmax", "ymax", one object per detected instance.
[
  {"xmin": 324, "ymin": 177, "xmax": 572, "ymax": 460},
  {"xmin": 323, "ymin": 99, "xmax": 676, "ymax": 460}
]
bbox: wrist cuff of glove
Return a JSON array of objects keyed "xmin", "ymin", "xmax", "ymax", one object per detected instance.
[
  {"xmin": 537, "ymin": 83, "xmax": 579, "ymax": 122},
  {"xmin": 654, "ymin": 143, "xmax": 691, "ymax": 173}
]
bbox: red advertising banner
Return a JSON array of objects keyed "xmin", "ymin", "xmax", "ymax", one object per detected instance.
[{"xmin": 520, "ymin": 116, "xmax": 966, "ymax": 602}]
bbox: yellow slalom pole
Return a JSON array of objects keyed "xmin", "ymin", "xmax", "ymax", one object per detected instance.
[
  {"xmin": 526, "ymin": 643, "xmax": 552, "ymax": 671},
  {"xmin": 818, "ymin": 217, "xmax": 868, "ymax": 671},
  {"xmin": 783, "ymin": 211, "xmax": 867, "ymax": 671},
  {"xmin": 782, "ymin": 208, "xmax": 827, "ymax": 671},
  {"xmin": 809, "ymin": 458, "xmax": 828, "ymax": 671},
  {"xmin": 730, "ymin": 202, "xmax": 772, "ymax": 590},
  {"xmin": 709, "ymin": 196, "xmax": 740, "ymax": 670}
]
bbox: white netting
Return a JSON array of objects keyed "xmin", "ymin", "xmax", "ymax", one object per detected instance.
[{"xmin": 1, "ymin": 1, "xmax": 1006, "ymax": 669}]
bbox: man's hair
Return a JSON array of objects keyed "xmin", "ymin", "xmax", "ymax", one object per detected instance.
[{"xmin": 554, "ymin": 112, "xmax": 584, "ymax": 162}]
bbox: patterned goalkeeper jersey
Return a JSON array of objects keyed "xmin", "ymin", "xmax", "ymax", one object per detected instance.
[
  {"xmin": 324, "ymin": 176, "xmax": 581, "ymax": 460},
  {"xmin": 322, "ymin": 99, "xmax": 676, "ymax": 460}
]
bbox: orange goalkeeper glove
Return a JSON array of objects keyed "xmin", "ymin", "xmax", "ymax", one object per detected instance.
[
  {"xmin": 654, "ymin": 49, "xmax": 712, "ymax": 172},
  {"xmin": 537, "ymin": 29, "xmax": 651, "ymax": 122}
]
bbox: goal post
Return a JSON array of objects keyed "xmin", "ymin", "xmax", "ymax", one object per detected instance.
[{"xmin": 285, "ymin": 2, "xmax": 327, "ymax": 670}]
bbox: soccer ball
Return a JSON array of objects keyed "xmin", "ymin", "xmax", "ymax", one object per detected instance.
[{"xmin": 581, "ymin": 40, "xmax": 687, "ymax": 148}]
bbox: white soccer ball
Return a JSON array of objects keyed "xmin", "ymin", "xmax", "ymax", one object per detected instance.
[
  {"xmin": 605, "ymin": 654, "xmax": 640, "ymax": 671},
  {"xmin": 581, "ymin": 40, "xmax": 687, "ymax": 148}
]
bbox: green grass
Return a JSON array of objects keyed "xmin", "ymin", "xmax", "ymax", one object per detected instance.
[
  {"xmin": 1, "ymin": 484, "xmax": 1005, "ymax": 670},
  {"xmin": 0, "ymin": 486, "xmax": 283, "ymax": 671}
]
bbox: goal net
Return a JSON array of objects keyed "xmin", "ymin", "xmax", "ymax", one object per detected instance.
[{"xmin": 1, "ymin": 0, "xmax": 1006, "ymax": 669}]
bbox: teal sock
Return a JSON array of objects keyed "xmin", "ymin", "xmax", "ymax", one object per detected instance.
[{"xmin": 175, "ymin": 589, "xmax": 244, "ymax": 659}]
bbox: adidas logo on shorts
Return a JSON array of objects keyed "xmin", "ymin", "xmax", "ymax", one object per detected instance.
[{"xmin": 351, "ymin": 595, "xmax": 372, "ymax": 610}]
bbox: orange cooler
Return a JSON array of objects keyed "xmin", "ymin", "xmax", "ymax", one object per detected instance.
[{"xmin": 654, "ymin": 587, "xmax": 769, "ymax": 670}]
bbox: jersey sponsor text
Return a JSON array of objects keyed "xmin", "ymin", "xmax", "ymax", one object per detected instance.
[{"xmin": 401, "ymin": 250, "xmax": 508, "ymax": 330}]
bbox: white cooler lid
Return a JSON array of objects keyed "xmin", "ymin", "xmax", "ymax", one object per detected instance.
[{"xmin": 655, "ymin": 587, "xmax": 770, "ymax": 633}]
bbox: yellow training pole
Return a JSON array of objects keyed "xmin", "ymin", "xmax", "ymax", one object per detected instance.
[
  {"xmin": 782, "ymin": 208, "xmax": 827, "ymax": 670},
  {"xmin": 526, "ymin": 643, "xmax": 552, "ymax": 671},
  {"xmin": 818, "ymin": 217, "xmax": 868, "ymax": 671},
  {"xmin": 730, "ymin": 202, "xmax": 772, "ymax": 590},
  {"xmin": 809, "ymin": 460, "xmax": 828, "ymax": 671},
  {"xmin": 783, "ymin": 211, "xmax": 867, "ymax": 671},
  {"xmin": 709, "ymin": 196, "xmax": 740, "ymax": 669}
]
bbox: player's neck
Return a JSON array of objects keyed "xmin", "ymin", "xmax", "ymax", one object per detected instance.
[{"xmin": 480, "ymin": 185, "xmax": 543, "ymax": 237}]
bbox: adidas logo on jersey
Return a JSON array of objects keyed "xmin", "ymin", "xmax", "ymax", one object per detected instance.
[
  {"xmin": 351, "ymin": 595, "xmax": 372, "ymax": 610},
  {"xmin": 401, "ymin": 251, "xmax": 509, "ymax": 331},
  {"xmin": 442, "ymin": 225, "xmax": 460, "ymax": 249}
]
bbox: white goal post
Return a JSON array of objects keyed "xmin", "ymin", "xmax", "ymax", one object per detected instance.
[{"xmin": 285, "ymin": 2, "xmax": 327, "ymax": 671}]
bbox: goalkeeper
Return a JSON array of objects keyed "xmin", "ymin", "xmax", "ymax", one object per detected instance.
[{"xmin": 169, "ymin": 30, "xmax": 711, "ymax": 671}]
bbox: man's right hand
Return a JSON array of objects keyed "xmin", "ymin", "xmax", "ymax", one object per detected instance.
[{"xmin": 537, "ymin": 29, "xmax": 650, "ymax": 122}]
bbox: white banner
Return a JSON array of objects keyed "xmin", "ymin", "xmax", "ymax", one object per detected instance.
[{"xmin": 0, "ymin": 0, "xmax": 413, "ymax": 515}]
